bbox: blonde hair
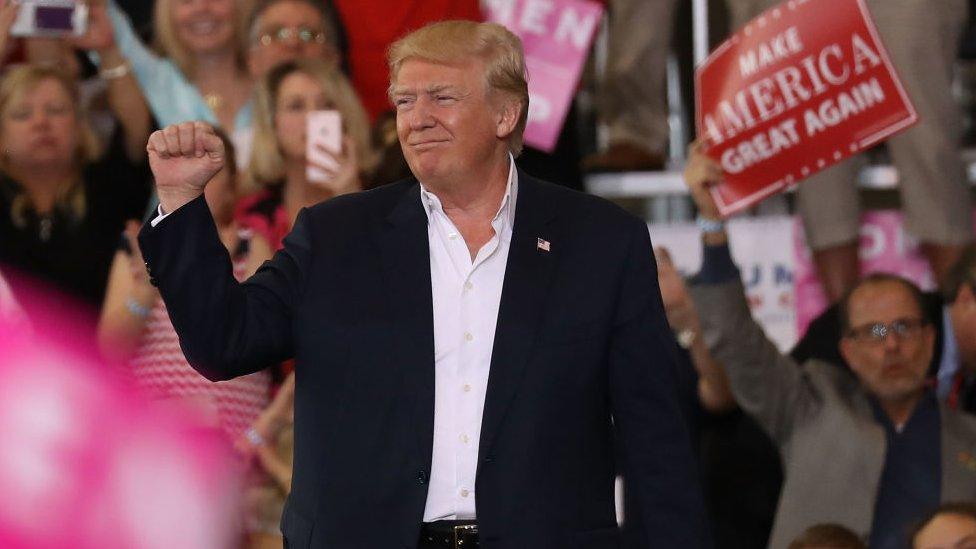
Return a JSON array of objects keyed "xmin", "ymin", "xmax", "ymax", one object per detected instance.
[
  {"xmin": 387, "ymin": 20, "xmax": 530, "ymax": 156},
  {"xmin": 247, "ymin": 58, "xmax": 375, "ymax": 192},
  {"xmin": 154, "ymin": 0, "xmax": 250, "ymax": 76},
  {"xmin": 0, "ymin": 65, "xmax": 101, "ymax": 227}
]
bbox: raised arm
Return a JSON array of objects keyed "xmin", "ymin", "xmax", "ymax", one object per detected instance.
[
  {"xmin": 682, "ymin": 141, "xmax": 818, "ymax": 444},
  {"xmin": 102, "ymin": 0, "xmax": 159, "ymax": 73},
  {"xmin": 138, "ymin": 122, "xmax": 311, "ymax": 380},
  {"xmin": 0, "ymin": 0, "xmax": 18, "ymax": 60},
  {"xmin": 656, "ymin": 246, "xmax": 737, "ymax": 412},
  {"xmin": 68, "ymin": 0, "xmax": 151, "ymax": 161},
  {"xmin": 97, "ymin": 221, "xmax": 158, "ymax": 363}
]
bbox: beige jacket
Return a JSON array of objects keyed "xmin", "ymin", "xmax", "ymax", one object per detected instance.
[{"xmin": 689, "ymin": 279, "xmax": 976, "ymax": 548}]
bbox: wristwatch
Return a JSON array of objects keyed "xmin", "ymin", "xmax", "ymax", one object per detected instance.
[
  {"xmin": 695, "ymin": 215, "xmax": 725, "ymax": 234},
  {"xmin": 675, "ymin": 328, "xmax": 696, "ymax": 349}
]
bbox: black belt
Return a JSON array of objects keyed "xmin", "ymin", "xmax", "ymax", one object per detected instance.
[{"xmin": 418, "ymin": 520, "xmax": 479, "ymax": 548}]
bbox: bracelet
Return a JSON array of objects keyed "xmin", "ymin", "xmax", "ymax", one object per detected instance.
[
  {"xmin": 244, "ymin": 427, "xmax": 266, "ymax": 447},
  {"xmin": 675, "ymin": 328, "xmax": 696, "ymax": 349},
  {"xmin": 125, "ymin": 297, "xmax": 150, "ymax": 319},
  {"xmin": 695, "ymin": 215, "xmax": 726, "ymax": 234},
  {"xmin": 99, "ymin": 61, "xmax": 131, "ymax": 80}
]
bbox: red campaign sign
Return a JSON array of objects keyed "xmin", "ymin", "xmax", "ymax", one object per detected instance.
[{"xmin": 694, "ymin": 0, "xmax": 917, "ymax": 216}]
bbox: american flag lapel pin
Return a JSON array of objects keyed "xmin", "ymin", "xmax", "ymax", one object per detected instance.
[{"xmin": 536, "ymin": 238, "xmax": 551, "ymax": 252}]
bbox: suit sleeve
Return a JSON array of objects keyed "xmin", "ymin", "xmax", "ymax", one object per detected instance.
[
  {"xmin": 688, "ymin": 276, "xmax": 818, "ymax": 445},
  {"xmin": 608, "ymin": 218, "xmax": 710, "ymax": 547},
  {"xmin": 138, "ymin": 195, "xmax": 312, "ymax": 381}
]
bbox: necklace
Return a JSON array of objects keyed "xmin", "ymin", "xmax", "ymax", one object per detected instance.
[{"xmin": 203, "ymin": 92, "xmax": 223, "ymax": 112}]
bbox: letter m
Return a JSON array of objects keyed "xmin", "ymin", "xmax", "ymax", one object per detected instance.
[{"xmin": 739, "ymin": 51, "xmax": 759, "ymax": 77}]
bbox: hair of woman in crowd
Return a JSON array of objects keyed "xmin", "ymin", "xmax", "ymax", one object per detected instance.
[
  {"xmin": 247, "ymin": 57, "xmax": 373, "ymax": 192},
  {"xmin": 152, "ymin": 0, "xmax": 249, "ymax": 78},
  {"xmin": 98, "ymin": 0, "xmax": 253, "ymax": 134},
  {"xmin": 0, "ymin": 65, "xmax": 102, "ymax": 227}
]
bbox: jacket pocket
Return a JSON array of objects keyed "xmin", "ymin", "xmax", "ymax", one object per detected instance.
[{"xmin": 280, "ymin": 497, "xmax": 314, "ymax": 549}]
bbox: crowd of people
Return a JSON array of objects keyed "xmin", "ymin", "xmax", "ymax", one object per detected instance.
[{"xmin": 1, "ymin": 0, "xmax": 976, "ymax": 548}]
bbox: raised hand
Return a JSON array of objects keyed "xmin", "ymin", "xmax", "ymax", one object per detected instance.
[
  {"xmin": 0, "ymin": 0, "xmax": 19, "ymax": 57},
  {"xmin": 147, "ymin": 122, "xmax": 225, "ymax": 214},
  {"xmin": 655, "ymin": 247, "xmax": 698, "ymax": 335},
  {"xmin": 67, "ymin": 0, "xmax": 115, "ymax": 53},
  {"xmin": 308, "ymin": 136, "xmax": 362, "ymax": 197},
  {"xmin": 683, "ymin": 139, "xmax": 724, "ymax": 221}
]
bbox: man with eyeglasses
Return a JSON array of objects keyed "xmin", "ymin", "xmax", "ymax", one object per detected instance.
[
  {"xmin": 245, "ymin": 0, "xmax": 341, "ymax": 79},
  {"xmin": 680, "ymin": 144, "xmax": 976, "ymax": 549}
]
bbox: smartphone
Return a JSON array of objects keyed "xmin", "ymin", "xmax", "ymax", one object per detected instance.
[
  {"xmin": 306, "ymin": 110, "xmax": 342, "ymax": 185},
  {"xmin": 10, "ymin": 0, "xmax": 88, "ymax": 38}
]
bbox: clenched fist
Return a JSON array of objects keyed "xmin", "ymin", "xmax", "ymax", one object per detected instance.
[
  {"xmin": 683, "ymin": 139, "xmax": 724, "ymax": 222},
  {"xmin": 147, "ymin": 122, "xmax": 225, "ymax": 214}
]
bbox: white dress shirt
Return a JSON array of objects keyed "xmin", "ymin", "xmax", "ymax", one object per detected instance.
[{"xmin": 420, "ymin": 160, "xmax": 517, "ymax": 521}]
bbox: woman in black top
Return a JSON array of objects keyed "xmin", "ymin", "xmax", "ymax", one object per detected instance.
[{"xmin": 0, "ymin": 65, "xmax": 151, "ymax": 315}]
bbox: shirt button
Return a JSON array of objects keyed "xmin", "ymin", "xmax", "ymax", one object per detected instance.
[
  {"xmin": 460, "ymin": 488, "xmax": 470, "ymax": 497},
  {"xmin": 464, "ymin": 281, "xmax": 473, "ymax": 290},
  {"xmin": 462, "ymin": 383, "xmax": 471, "ymax": 392},
  {"xmin": 464, "ymin": 332, "xmax": 473, "ymax": 342},
  {"xmin": 448, "ymin": 232, "xmax": 458, "ymax": 240},
  {"xmin": 459, "ymin": 433, "xmax": 470, "ymax": 444}
]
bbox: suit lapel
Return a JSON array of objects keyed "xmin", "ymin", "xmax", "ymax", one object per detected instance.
[
  {"xmin": 478, "ymin": 173, "xmax": 558, "ymax": 469},
  {"xmin": 376, "ymin": 182, "xmax": 436, "ymax": 462}
]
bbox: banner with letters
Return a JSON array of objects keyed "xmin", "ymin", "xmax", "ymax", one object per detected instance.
[
  {"xmin": 485, "ymin": 0, "xmax": 603, "ymax": 152},
  {"xmin": 695, "ymin": 0, "xmax": 917, "ymax": 215},
  {"xmin": 649, "ymin": 217, "xmax": 797, "ymax": 352}
]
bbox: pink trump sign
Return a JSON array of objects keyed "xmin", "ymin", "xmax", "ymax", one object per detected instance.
[
  {"xmin": 485, "ymin": 0, "xmax": 603, "ymax": 152},
  {"xmin": 793, "ymin": 210, "xmax": 936, "ymax": 335}
]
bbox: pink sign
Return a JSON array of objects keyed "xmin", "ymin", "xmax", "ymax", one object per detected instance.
[
  {"xmin": 0, "ymin": 288, "xmax": 239, "ymax": 549},
  {"xmin": 793, "ymin": 210, "xmax": 936, "ymax": 335},
  {"xmin": 485, "ymin": 0, "xmax": 603, "ymax": 152}
]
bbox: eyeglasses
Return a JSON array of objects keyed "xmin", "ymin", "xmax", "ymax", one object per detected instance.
[
  {"xmin": 845, "ymin": 318, "xmax": 928, "ymax": 344},
  {"xmin": 257, "ymin": 26, "xmax": 326, "ymax": 46}
]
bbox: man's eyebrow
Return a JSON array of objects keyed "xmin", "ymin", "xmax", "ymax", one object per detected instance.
[
  {"xmin": 955, "ymin": 534, "xmax": 976, "ymax": 547},
  {"xmin": 390, "ymin": 86, "xmax": 416, "ymax": 96},
  {"xmin": 391, "ymin": 84, "xmax": 467, "ymax": 97},
  {"xmin": 427, "ymin": 85, "xmax": 471, "ymax": 98}
]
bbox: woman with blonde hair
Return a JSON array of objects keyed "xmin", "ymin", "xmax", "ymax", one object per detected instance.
[
  {"xmin": 0, "ymin": 64, "xmax": 150, "ymax": 314},
  {"xmin": 237, "ymin": 58, "xmax": 374, "ymax": 252},
  {"xmin": 232, "ymin": 59, "xmax": 373, "ymax": 546},
  {"xmin": 87, "ymin": 0, "xmax": 253, "ymax": 133}
]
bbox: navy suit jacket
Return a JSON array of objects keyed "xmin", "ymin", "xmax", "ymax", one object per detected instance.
[{"xmin": 139, "ymin": 171, "xmax": 707, "ymax": 548}]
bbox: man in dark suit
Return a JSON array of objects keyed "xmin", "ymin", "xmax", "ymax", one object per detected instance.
[{"xmin": 139, "ymin": 20, "xmax": 706, "ymax": 548}]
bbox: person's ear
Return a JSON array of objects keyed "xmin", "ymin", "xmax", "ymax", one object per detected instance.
[
  {"xmin": 922, "ymin": 322, "xmax": 936, "ymax": 351},
  {"xmin": 958, "ymin": 284, "xmax": 976, "ymax": 308},
  {"xmin": 839, "ymin": 336, "xmax": 855, "ymax": 366},
  {"xmin": 495, "ymin": 98, "xmax": 520, "ymax": 140}
]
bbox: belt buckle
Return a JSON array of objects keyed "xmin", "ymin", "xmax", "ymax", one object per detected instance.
[{"xmin": 453, "ymin": 524, "xmax": 477, "ymax": 548}]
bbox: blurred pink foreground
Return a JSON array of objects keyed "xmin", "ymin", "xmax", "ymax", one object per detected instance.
[{"xmin": 0, "ymin": 287, "xmax": 239, "ymax": 549}]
